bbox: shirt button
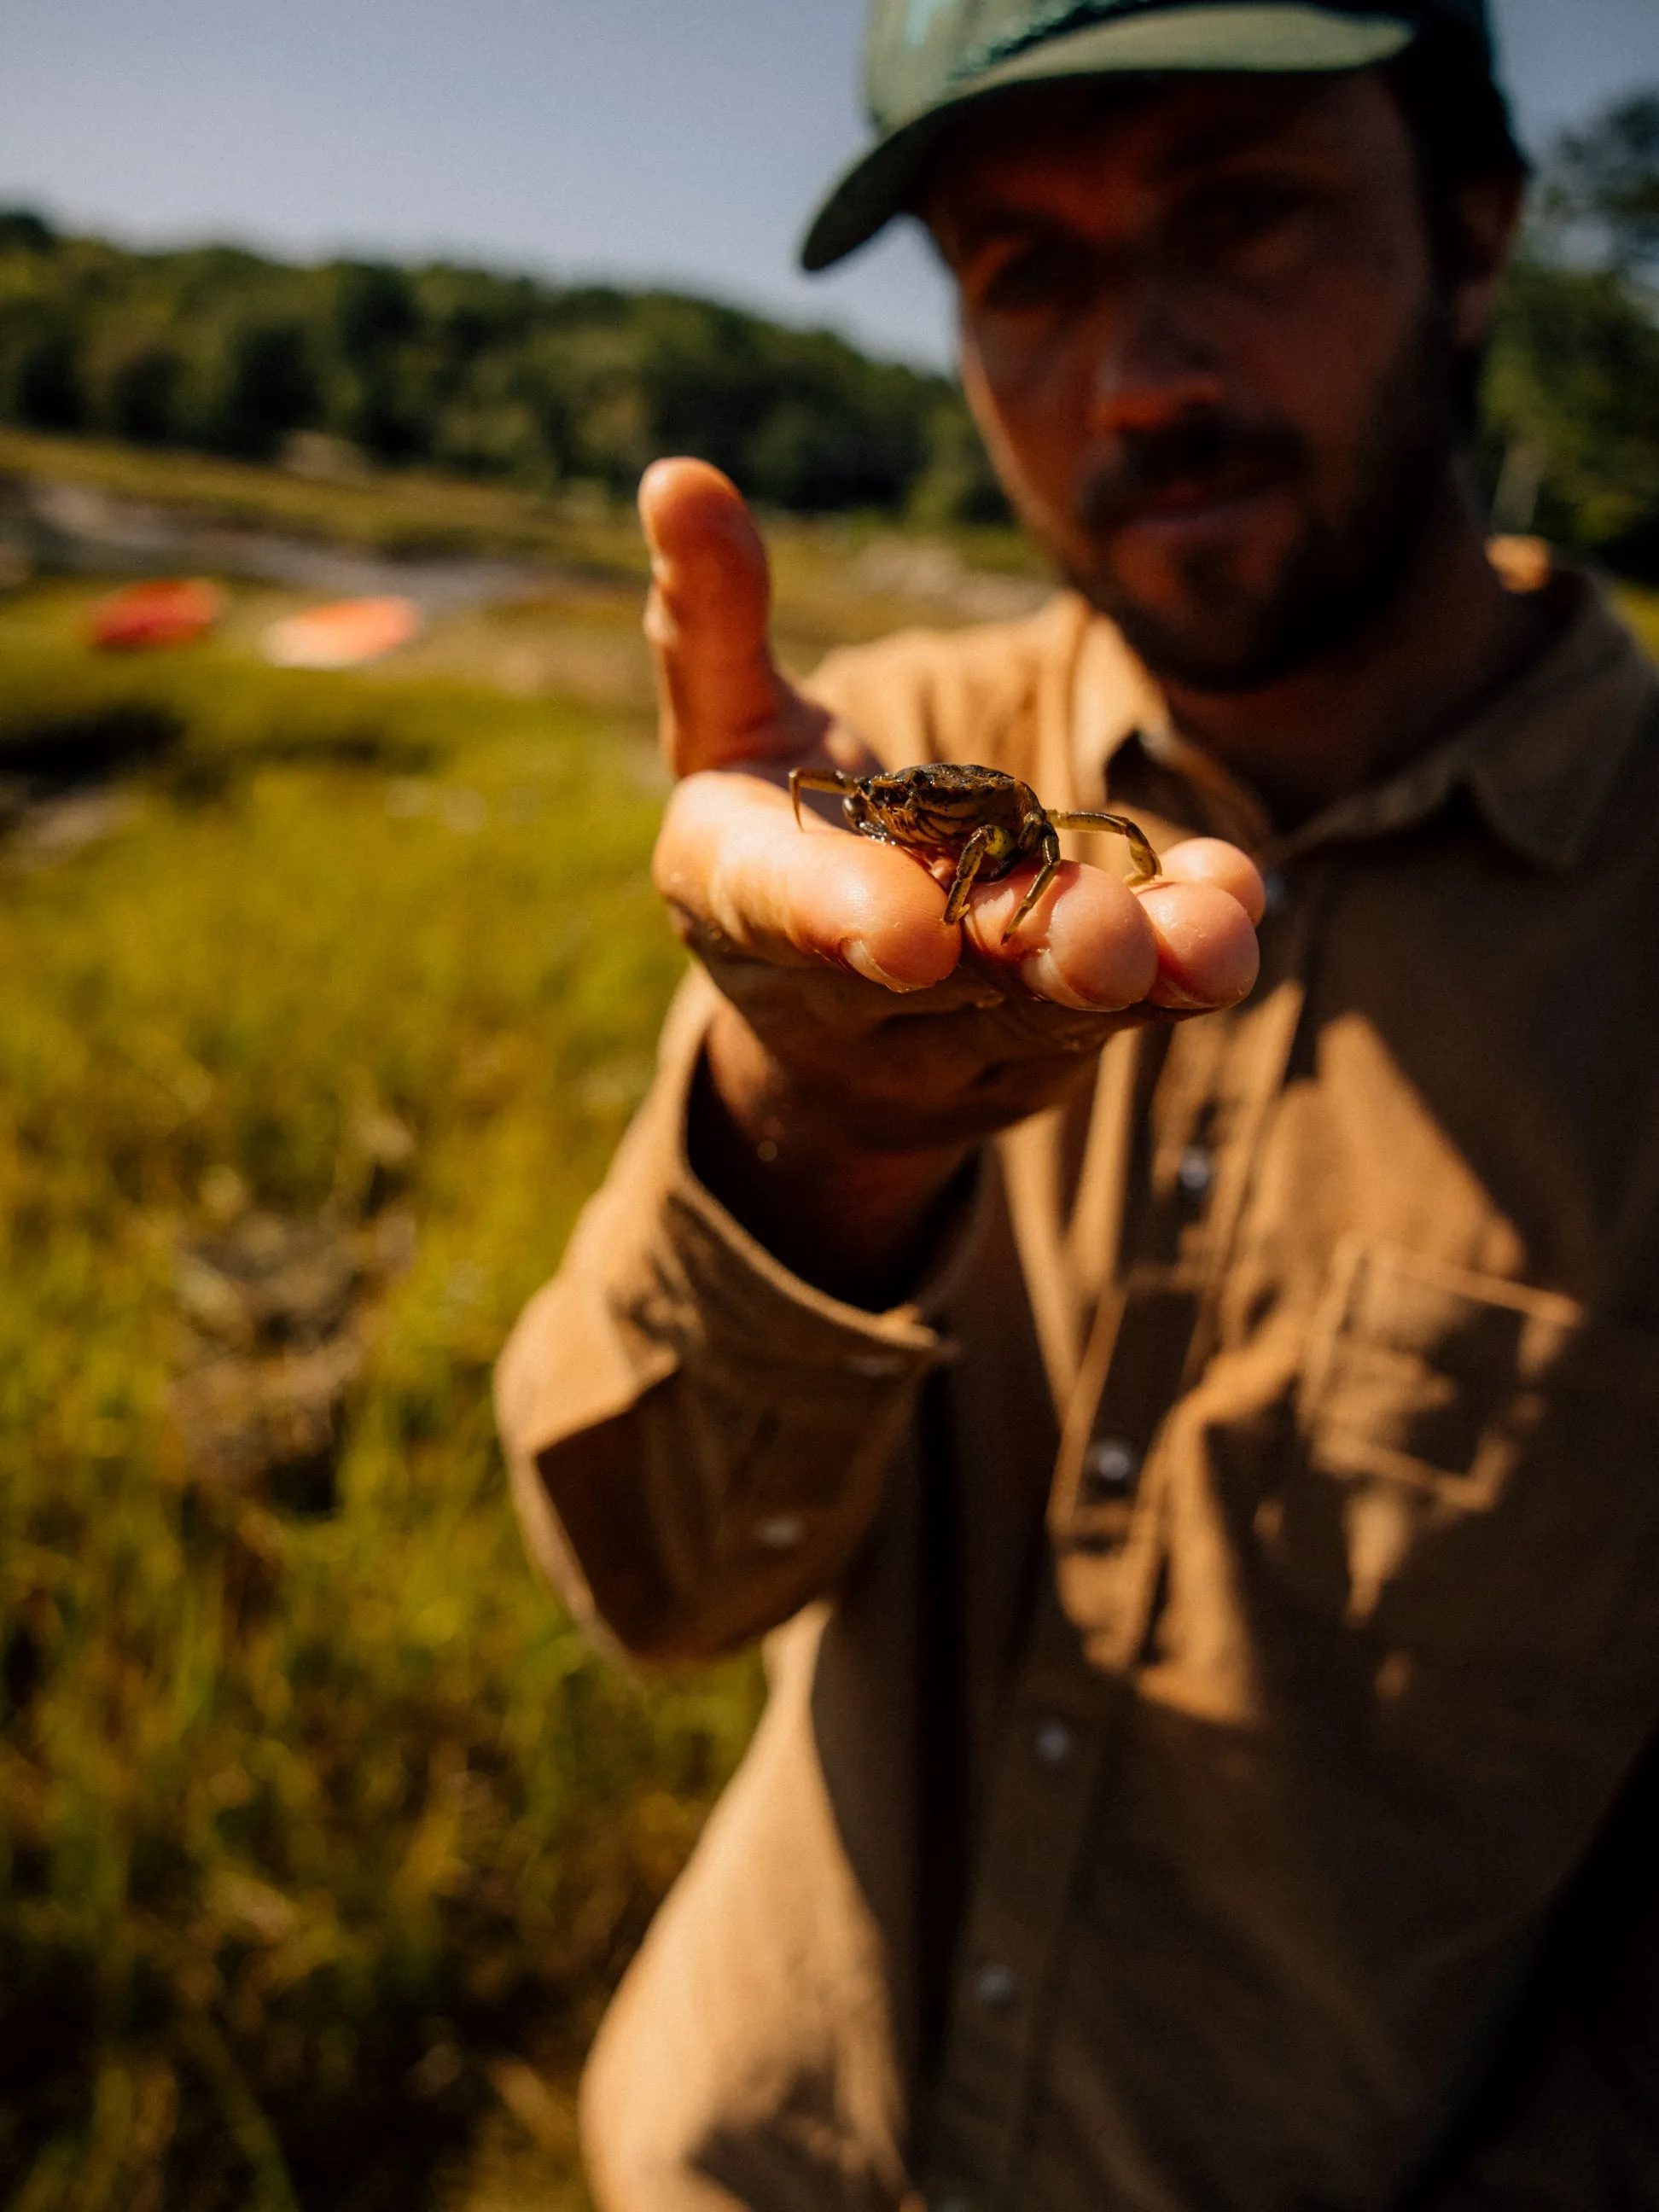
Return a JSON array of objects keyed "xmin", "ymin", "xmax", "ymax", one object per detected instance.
[
  {"xmin": 974, "ymin": 1960, "xmax": 1018, "ymax": 2012},
  {"xmin": 1177, "ymin": 1144, "xmax": 1214, "ymax": 1199},
  {"xmin": 844, "ymin": 1351, "xmax": 907, "ymax": 1379},
  {"xmin": 752, "ymin": 1515, "xmax": 805, "ymax": 1551},
  {"xmin": 1082, "ymin": 1435, "xmax": 1139, "ymax": 1499},
  {"xmin": 1033, "ymin": 1717, "xmax": 1075, "ymax": 1767}
]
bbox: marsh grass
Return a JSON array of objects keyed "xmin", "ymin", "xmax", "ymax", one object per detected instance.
[
  {"xmin": 1619, "ymin": 581, "xmax": 1659, "ymax": 661},
  {"xmin": 0, "ymin": 428, "xmax": 650, "ymax": 570},
  {"xmin": 0, "ymin": 579, "xmax": 764, "ymax": 2211}
]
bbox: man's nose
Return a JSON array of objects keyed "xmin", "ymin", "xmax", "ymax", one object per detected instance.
[{"xmin": 1085, "ymin": 276, "xmax": 1225, "ymax": 433}]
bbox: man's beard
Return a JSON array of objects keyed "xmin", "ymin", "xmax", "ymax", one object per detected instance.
[{"xmin": 1062, "ymin": 307, "xmax": 1461, "ymax": 693}]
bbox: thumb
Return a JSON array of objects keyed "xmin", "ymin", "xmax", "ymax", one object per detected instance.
[{"xmin": 639, "ymin": 457, "xmax": 812, "ymax": 778}]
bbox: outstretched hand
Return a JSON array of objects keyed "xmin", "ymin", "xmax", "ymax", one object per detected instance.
[{"xmin": 641, "ymin": 457, "xmax": 1263, "ymax": 1297}]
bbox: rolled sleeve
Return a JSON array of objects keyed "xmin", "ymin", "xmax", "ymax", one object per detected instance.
[{"xmin": 497, "ymin": 970, "xmax": 964, "ymax": 1662}]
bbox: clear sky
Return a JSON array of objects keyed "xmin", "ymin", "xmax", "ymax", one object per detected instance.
[{"xmin": 3, "ymin": 0, "xmax": 1657, "ymax": 370}]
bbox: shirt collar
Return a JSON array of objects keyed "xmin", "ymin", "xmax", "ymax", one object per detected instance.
[{"xmin": 1073, "ymin": 567, "xmax": 1659, "ymax": 875}]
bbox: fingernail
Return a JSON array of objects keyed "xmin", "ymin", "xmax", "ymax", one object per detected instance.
[
  {"xmin": 1020, "ymin": 948, "xmax": 1126, "ymax": 1012},
  {"xmin": 1148, "ymin": 979, "xmax": 1214, "ymax": 1010},
  {"xmin": 841, "ymin": 938, "xmax": 919, "ymax": 992}
]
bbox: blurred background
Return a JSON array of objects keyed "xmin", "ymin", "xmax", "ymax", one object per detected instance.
[{"xmin": 0, "ymin": 4, "xmax": 1655, "ymax": 2208}]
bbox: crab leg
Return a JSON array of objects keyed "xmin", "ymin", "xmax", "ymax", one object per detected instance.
[
  {"xmin": 1004, "ymin": 823, "xmax": 1062, "ymax": 941},
  {"xmin": 1047, "ymin": 809, "xmax": 1161, "ymax": 886},
  {"xmin": 789, "ymin": 766, "xmax": 859, "ymax": 830},
  {"xmin": 941, "ymin": 824, "xmax": 999, "ymax": 926}
]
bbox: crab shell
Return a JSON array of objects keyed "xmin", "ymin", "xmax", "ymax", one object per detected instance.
[{"xmin": 842, "ymin": 762, "xmax": 1039, "ymax": 877}]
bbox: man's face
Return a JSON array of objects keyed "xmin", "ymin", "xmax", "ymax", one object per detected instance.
[{"xmin": 928, "ymin": 73, "xmax": 1482, "ymax": 690}]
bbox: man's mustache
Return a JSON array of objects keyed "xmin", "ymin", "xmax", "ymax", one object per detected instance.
[{"xmin": 1076, "ymin": 411, "xmax": 1308, "ymax": 533}]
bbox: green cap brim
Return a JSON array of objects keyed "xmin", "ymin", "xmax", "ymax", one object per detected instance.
[{"xmin": 801, "ymin": 4, "xmax": 1415, "ymax": 271}]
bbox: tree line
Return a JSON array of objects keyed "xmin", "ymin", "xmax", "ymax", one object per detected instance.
[
  {"xmin": 0, "ymin": 213, "xmax": 1006, "ymax": 525},
  {"xmin": 0, "ymin": 86, "xmax": 1654, "ymax": 567},
  {"xmin": 1482, "ymin": 88, "xmax": 1659, "ymax": 578}
]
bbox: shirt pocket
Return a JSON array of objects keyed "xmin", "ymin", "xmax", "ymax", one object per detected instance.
[{"xmin": 1275, "ymin": 1236, "xmax": 1659, "ymax": 1685}]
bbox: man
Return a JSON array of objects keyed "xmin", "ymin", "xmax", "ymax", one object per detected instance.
[{"xmin": 498, "ymin": 1, "xmax": 1659, "ymax": 2203}]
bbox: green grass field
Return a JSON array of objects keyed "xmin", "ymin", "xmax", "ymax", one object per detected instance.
[
  {"xmin": 0, "ymin": 438, "xmax": 1654, "ymax": 2211},
  {"xmin": 0, "ymin": 561, "xmax": 764, "ymax": 2210}
]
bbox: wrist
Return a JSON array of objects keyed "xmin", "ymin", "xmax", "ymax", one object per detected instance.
[{"xmin": 690, "ymin": 1004, "xmax": 972, "ymax": 1308}]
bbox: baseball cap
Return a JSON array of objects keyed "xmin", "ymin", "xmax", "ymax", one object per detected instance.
[{"xmin": 802, "ymin": 0, "xmax": 1503, "ymax": 271}]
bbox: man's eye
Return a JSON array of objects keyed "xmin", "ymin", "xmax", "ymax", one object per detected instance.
[
  {"xmin": 1183, "ymin": 183, "xmax": 1313, "ymax": 260},
  {"xmin": 980, "ymin": 240, "xmax": 1089, "ymax": 314}
]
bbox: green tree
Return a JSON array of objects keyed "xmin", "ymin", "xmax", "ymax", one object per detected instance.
[
  {"xmin": 1484, "ymin": 87, "xmax": 1659, "ymax": 579},
  {"xmin": 0, "ymin": 212, "xmax": 1003, "ymax": 521},
  {"xmin": 1543, "ymin": 90, "xmax": 1659, "ymax": 275}
]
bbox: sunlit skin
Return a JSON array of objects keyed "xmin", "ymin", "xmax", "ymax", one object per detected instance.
[{"xmin": 643, "ymin": 69, "xmax": 1533, "ymax": 1304}]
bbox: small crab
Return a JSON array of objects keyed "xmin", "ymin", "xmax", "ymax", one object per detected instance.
[{"xmin": 789, "ymin": 761, "xmax": 1160, "ymax": 943}]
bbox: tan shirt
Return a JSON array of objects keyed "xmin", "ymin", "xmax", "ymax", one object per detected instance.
[{"xmin": 497, "ymin": 570, "xmax": 1659, "ymax": 2212}]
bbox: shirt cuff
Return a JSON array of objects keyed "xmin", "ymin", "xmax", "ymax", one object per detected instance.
[{"xmin": 497, "ymin": 968, "xmax": 979, "ymax": 1654}]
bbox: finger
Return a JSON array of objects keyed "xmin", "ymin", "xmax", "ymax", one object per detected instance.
[
  {"xmin": 1133, "ymin": 879, "xmax": 1260, "ymax": 1009},
  {"xmin": 962, "ymin": 863, "xmax": 1159, "ymax": 1010},
  {"xmin": 639, "ymin": 458, "xmax": 818, "ymax": 778},
  {"xmin": 963, "ymin": 861, "xmax": 1257, "ymax": 1013},
  {"xmin": 655, "ymin": 771, "xmax": 963, "ymax": 992},
  {"xmin": 1156, "ymin": 836, "xmax": 1266, "ymax": 925}
]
